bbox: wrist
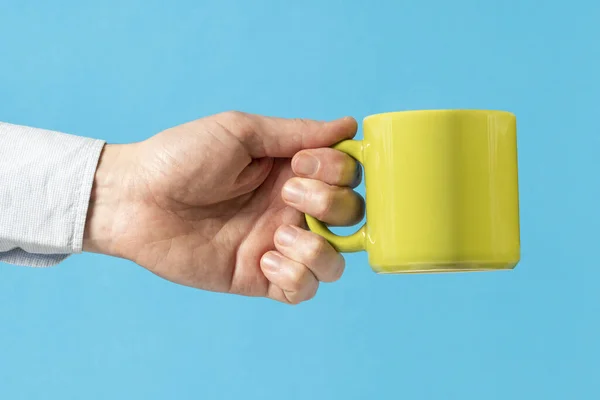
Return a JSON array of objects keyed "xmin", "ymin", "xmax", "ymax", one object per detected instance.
[{"xmin": 83, "ymin": 143, "xmax": 132, "ymax": 257}]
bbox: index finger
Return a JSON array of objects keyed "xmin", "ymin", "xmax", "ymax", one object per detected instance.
[
  {"xmin": 291, "ymin": 148, "xmax": 362, "ymax": 188},
  {"xmin": 213, "ymin": 112, "xmax": 358, "ymax": 158},
  {"xmin": 253, "ymin": 114, "xmax": 358, "ymax": 158}
]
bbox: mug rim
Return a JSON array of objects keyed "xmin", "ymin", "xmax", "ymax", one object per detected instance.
[{"xmin": 363, "ymin": 109, "xmax": 515, "ymax": 122}]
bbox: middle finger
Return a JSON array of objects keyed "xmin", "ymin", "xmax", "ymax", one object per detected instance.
[
  {"xmin": 292, "ymin": 148, "xmax": 361, "ymax": 188},
  {"xmin": 282, "ymin": 177, "xmax": 365, "ymax": 226}
]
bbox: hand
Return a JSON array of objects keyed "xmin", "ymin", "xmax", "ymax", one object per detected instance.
[{"xmin": 83, "ymin": 111, "xmax": 364, "ymax": 304}]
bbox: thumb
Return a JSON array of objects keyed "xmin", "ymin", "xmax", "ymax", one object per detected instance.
[{"xmin": 223, "ymin": 112, "xmax": 358, "ymax": 158}]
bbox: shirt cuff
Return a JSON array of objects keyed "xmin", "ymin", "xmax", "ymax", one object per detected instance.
[{"xmin": 0, "ymin": 122, "xmax": 105, "ymax": 267}]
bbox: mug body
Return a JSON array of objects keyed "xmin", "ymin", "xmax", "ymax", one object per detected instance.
[{"xmin": 362, "ymin": 110, "xmax": 520, "ymax": 273}]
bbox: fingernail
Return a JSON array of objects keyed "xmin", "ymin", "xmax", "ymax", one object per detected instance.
[
  {"xmin": 262, "ymin": 252, "xmax": 282, "ymax": 272},
  {"xmin": 294, "ymin": 153, "xmax": 319, "ymax": 176},
  {"xmin": 276, "ymin": 226, "xmax": 298, "ymax": 247},
  {"xmin": 282, "ymin": 181, "xmax": 305, "ymax": 204}
]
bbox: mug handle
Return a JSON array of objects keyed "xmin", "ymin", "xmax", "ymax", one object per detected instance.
[{"xmin": 305, "ymin": 139, "xmax": 367, "ymax": 252}]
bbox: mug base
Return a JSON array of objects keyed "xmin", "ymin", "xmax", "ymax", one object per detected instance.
[{"xmin": 372, "ymin": 261, "xmax": 518, "ymax": 274}]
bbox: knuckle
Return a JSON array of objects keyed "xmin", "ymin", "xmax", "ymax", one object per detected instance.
[
  {"xmin": 304, "ymin": 234, "xmax": 328, "ymax": 261},
  {"xmin": 287, "ymin": 269, "xmax": 307, "ymax": 292},
  {"xmin": 221, "ymin": 110, "xmax": 247, "ymax": 121},
  {"xmin": 305, "ymin": 284, "xmax": 319, "ymax": 301},
  {"xmin": 329, "ymin": 256, "xmax": 346, "ymax": 282},
  {"xmin": 338, "ymin": 150, "xmax": 354, "ymax": 168},
  {"xmin": 219, "ymin": 111, "xmax": 256, "ymax": 143},
  {"xmin": 288, "ymin": 283, "xmax": 318, "ymax": 305},
  {"xmin": 332, "ymin": 157, "xmax": 348, "ymax": 182},
  {"xmin": 314, "ymin": 189, "xmax": 336, "ymax": 220}
]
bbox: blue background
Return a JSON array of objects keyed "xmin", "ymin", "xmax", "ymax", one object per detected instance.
[{"xmin": 1, "ymin": 0, "xmax": 599, "ymax": 398}]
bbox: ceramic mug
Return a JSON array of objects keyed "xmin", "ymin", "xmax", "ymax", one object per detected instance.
[{"xmin": 306, "ymin": 110, "xmax": 520, "ymax": 273}]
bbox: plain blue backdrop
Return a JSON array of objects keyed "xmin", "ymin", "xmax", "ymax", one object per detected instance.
[{"xmin": 1, "ymin": 0, "xmax": 599, "ymax": 399}]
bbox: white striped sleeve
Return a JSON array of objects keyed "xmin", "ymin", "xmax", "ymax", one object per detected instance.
[{"xmin": 0, "ymin": 122, "xmax": 105, "ymax": 267}]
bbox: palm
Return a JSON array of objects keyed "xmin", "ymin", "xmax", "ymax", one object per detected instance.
[{"xmin": 120, "ymin": 122, "xmax": 303, "ymax": 297}]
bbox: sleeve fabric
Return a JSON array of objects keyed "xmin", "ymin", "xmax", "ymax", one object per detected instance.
[{"xmin": 0, "ymin": 122, "xmax": 105, "ymax": 267}]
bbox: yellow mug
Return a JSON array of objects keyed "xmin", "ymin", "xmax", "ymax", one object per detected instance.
[{"xmin": 306, "ymin": 110, "xmax": 520, "ymax": 273}]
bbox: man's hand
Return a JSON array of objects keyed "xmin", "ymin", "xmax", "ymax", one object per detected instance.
[{"xmin": 83, "ymin": 112, "xmax": 364, "ymax": 304}]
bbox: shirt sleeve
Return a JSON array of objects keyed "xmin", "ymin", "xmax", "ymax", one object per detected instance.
[{"xmin": 0, "ymin": 122, "xmax": 105, "ymax": 267}]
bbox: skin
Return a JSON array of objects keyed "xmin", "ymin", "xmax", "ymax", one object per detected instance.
[{"xmin": 83, "ymin": 111, "xmax": 364, "ymax": 304}]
